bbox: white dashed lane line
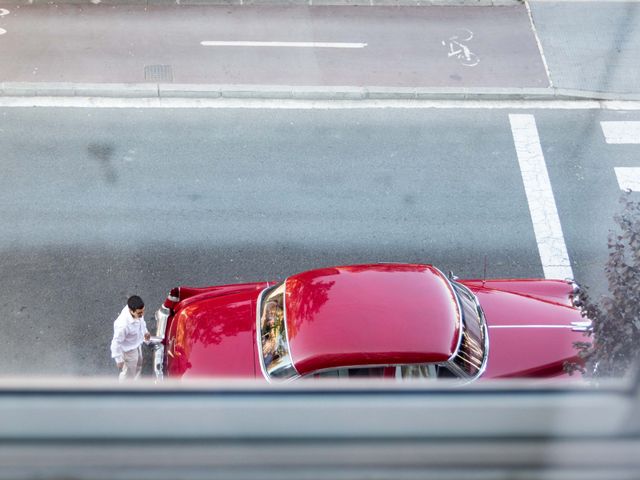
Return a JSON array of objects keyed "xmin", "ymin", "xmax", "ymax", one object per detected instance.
[
  {"xmin": 601, "ymin": 121, "xmax": 640, "ymax": 191},
  {"xmin": 509, "ymin": 114, "xmax": 574, "ymax": 280},
  {"xmin": 201, "ymin": 41, "xmax": 367, "ymax": 49}
]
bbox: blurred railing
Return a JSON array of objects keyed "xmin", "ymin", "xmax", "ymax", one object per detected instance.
[{"xmin": 0, "ymin": 375, "xmax": 639, "ymax": 480}]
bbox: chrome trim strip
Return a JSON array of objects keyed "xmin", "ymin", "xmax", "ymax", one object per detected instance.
[
  {"xmin": 476, "ymin": 304, "xmax": 490, "ymax": 381},
  {"xmin": 489, "ymin": 324, "xmax": 576, "ymax": 329},
  {"xmin": 255, "ymin": 286, "xmax": 271, "ymax": 383},
  {"xmin": 571, "ymin": 320, "xmax": 593, "ymax": 332}
]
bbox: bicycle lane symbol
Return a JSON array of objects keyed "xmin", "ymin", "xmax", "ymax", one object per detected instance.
[
  {"xmin": 442, "ymin": 29, "xmax": 479, "ymax": 67},
  {"xmin": 0, "ymin": 9, "xmax": 9, "ymax": 36}
]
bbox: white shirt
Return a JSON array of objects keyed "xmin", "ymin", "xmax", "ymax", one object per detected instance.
[{"xmin": 110, "ymin": 306, "xmax": 149, "ymax": 363}]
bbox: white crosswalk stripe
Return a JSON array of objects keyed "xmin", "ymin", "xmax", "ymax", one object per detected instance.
[
  {"xmin": 510, "ymin": 114, "xmax": 573, "ymax": 280},
  {"xmin": 601, "ymin": 121, "xmax": 640, "ymax": 191},
  {"xmin": 614, "ymin": 168, "xmax": 640, "ymax": 191},
  {"xmin": 601, "ymin": 121, "xmax": 640, "ymax": 144}
]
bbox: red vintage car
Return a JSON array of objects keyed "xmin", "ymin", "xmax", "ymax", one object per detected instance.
[{"xmin": 152, "ymin": 264, "xmax": 589, "ymax": 381}]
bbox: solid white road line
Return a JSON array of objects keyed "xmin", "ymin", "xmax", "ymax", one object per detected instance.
[
  {"xmin": 509, "ymin": 114, "xmax": 574, "ymax": 280},
  {"xmin": 201, "ymin": 41, "xmax": 367, "ymax": 48},
  {"xmin": 601, "ymin": 121, "xmax": 640, "ymax": 143},
  {"xmin": 614, "ymin": 168, "xmax": 640, "ymax": 191}
]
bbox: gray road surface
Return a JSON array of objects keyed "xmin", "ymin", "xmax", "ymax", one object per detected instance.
[{"xmin": 1, "ymin": 106, "xmax": 638, "ymax": 376}]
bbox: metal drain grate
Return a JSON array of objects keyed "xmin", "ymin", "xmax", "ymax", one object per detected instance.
[{"xmin": 144, "ymin": 64, "xmax": 173, "ymax": 82}]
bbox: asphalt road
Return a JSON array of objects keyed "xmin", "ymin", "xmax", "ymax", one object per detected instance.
[{"xmin": 1, "ymin": 105, "xmax": 638, "ymax": 376}]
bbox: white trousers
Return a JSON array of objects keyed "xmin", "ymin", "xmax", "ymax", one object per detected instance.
[{"xmin": 119, "ymin": 346, "xmax": 143, "ymax": 381}]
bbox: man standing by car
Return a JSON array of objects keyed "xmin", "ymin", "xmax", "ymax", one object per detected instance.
[{"xmin": 110, "ymin": 295, "xmax": 150, "ymax": 381}]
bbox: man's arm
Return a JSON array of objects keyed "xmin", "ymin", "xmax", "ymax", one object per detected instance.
[
  {"xmin": 142, "ymin": 318, "xmax": 151, "ymax": 342},
  {"xmin": 111, "ymin": 323, "xmax": 126, "ymax": 368}
]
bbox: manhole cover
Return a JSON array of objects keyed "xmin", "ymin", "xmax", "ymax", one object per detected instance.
[{"xmin": 144, "ymin": 64, "xmax": 173, "ymax": 82}]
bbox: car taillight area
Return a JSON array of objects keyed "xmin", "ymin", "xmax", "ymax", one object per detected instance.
[{"xmin": 151, "ymin": 287, "xmax": 180, "ymax": 381}]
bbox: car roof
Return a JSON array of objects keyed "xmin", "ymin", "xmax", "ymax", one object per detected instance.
[{"xmin": 284, "ymin": 264, "xmax": 461, "ymax": 376}]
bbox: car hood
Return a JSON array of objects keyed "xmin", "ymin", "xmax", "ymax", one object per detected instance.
[
  {"xmin": 167, "ymin": 291, "xmax": 260, "ymax": 378},
  {"xmin": 470, "ymin": 287, "xmax": 586, "ymax": 378}
]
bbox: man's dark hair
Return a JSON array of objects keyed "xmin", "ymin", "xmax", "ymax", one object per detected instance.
[{"xmin": 127, "ymin": 295, "xmax": 144, "ymax": 310}]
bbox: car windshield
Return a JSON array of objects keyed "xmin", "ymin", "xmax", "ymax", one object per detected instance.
[
  {"xmin": 450, "ymin": 282, "xmax": 487, "ymax": 379},
  {"xmin": 258, "ymin": 282, "xmax": 296, "ymax": 380}
]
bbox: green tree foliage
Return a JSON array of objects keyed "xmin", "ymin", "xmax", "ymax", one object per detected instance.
[{"xmin": 567, "ymin": 192, "xmax": 640, "ymax": 378}]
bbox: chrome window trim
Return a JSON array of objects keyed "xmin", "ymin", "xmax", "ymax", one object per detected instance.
[
  {"xmin": 442, "ymin": 360, "xmax": 469, "ymax": 380},
  {"xmin": 305, "ymin": 363, "xmax": 462, "ymax": 382},
  {"xmin": 302, "ymin": 364, "xmax": 397, "ymax": 378},
  {"xmin": 255, "ymin": 286, "xmax": 272, "ymax": 382},
  {"xmin": 255, "ymin": 280, "xmax": 299, "ymax": 383}
]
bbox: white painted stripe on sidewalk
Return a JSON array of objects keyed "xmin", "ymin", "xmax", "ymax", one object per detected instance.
[
  {"xmin": 509, "ymin": 114, "xmax": 573, "ymax": 280},
  {"xmin": 601, "ymin": 121, "xmax": 640, "ymax": 143},
  {"xmin": 524, "ymin": 1, "xmax": 553, "ymax": 88},
  {"xmin": 201, "ymin": 41, "xmax": 367, "ymax": 48},
  {"xmin": 0, "ymin": 97, "xmax": 639, "ymax": 110},
  {"xmin": 614, "ymin": 168, "xmax": 640, "ymax": 191}
]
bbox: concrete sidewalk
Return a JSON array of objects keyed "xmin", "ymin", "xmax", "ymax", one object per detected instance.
[{"xmin": 0, "ymin": 1, "xmax": 637, "ymax": 101}]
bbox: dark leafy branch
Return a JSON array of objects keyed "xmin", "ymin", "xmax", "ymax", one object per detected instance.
[{"xmin": 565, "ymin": 192, "xmax": 640, "ymax": 378}]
